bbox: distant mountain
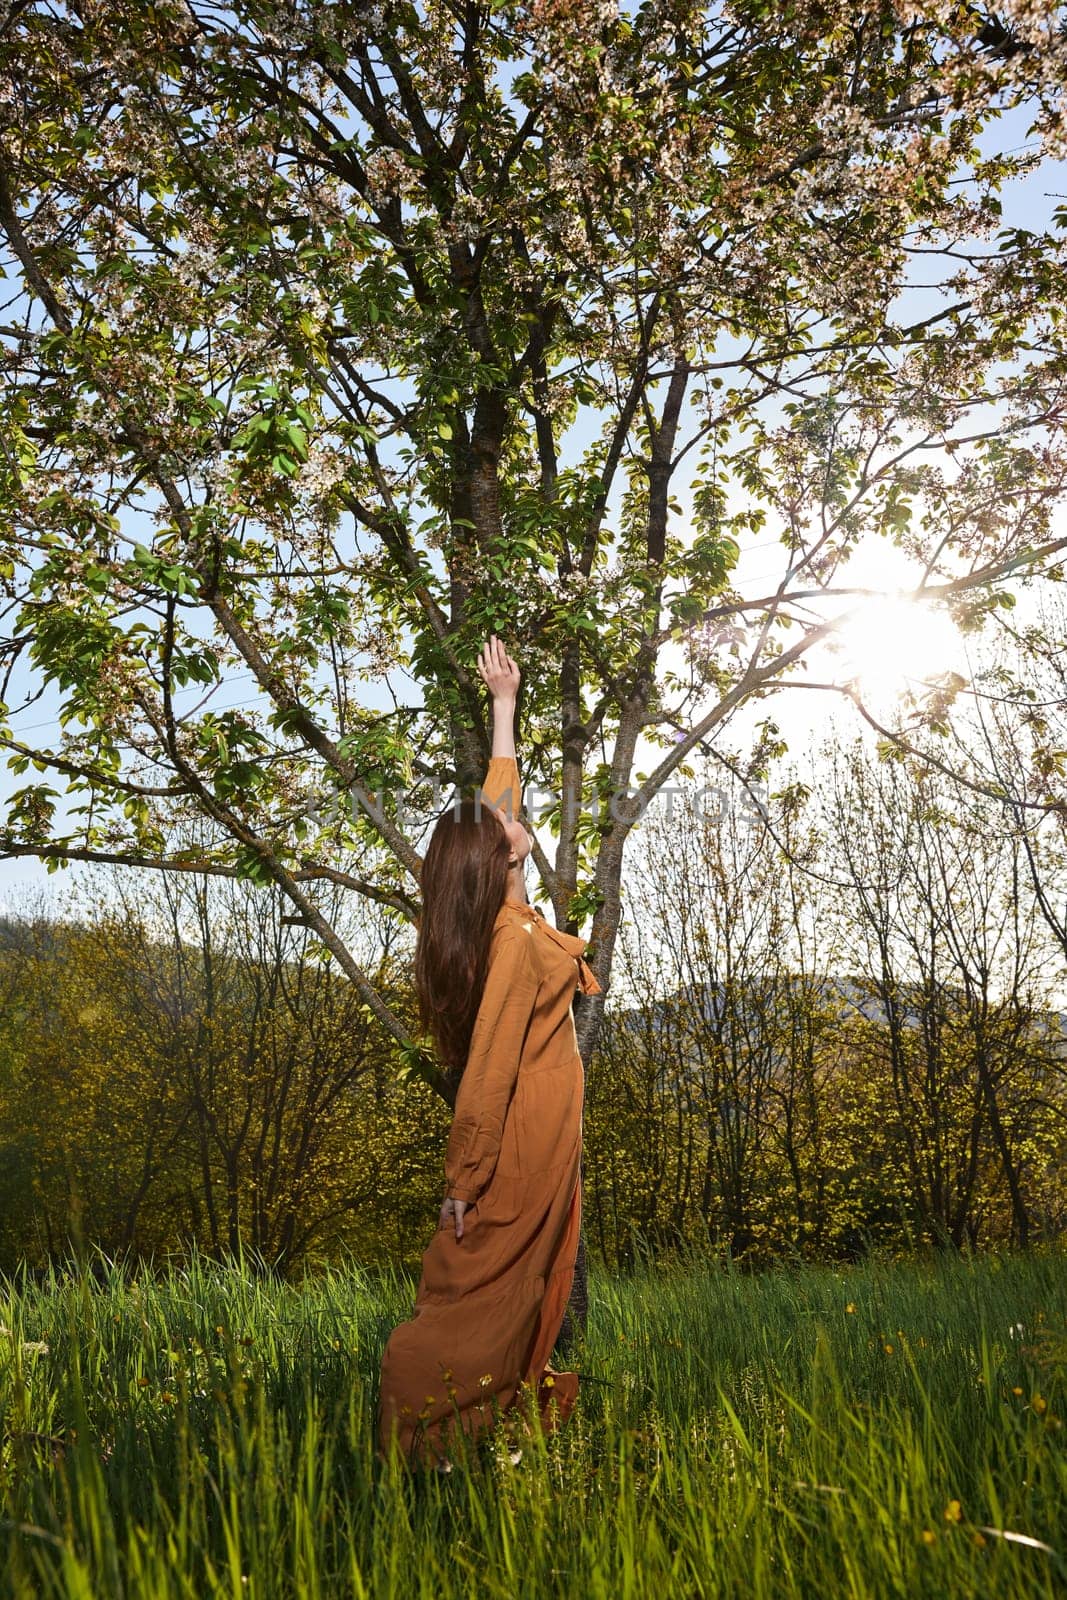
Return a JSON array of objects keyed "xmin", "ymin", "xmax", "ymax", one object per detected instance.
[
  {"xmin": 0, "ymin": 915, "xmax": 67, "ymax": 957},
  {"xmin": 611, "ymin": 973, "xmax": 1067, "ymax": 1061}
]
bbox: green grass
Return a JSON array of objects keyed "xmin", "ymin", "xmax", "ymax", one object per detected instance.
[{"xmin": 2, "ymin": 1244, "xmax": 1066, "ymax": 1598}]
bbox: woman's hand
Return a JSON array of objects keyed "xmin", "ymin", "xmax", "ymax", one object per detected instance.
[
  {"xmin": 439, "ymin": 1194, "xmax": 468, "ymax": 1241},
  {"xmin": 476, "ymin": 635, "xmax": 520, "ymax": 703}
]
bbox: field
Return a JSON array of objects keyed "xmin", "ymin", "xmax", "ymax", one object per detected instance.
[{"xmin": 1, "ymin": 1245, "xmax": 1065, "ymax": 1598}]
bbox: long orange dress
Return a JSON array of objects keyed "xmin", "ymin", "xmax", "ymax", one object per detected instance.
[{"xmin": 376, "ymin": 755, "xmax": 602, "ymax": 1468}]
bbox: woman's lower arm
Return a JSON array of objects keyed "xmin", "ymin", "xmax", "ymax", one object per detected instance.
[{"xmin": 491, "ymin": 695, "xmax": 517, "ymax": 762}]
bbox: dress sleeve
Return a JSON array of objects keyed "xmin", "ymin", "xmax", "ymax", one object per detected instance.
[
  {"xmin": 480, "ymin": 754, "xmax": 522, "ymax": 822},
  {"xmin": 444, "ymin": 927, "xmax": 541, "ymax": 1204}
]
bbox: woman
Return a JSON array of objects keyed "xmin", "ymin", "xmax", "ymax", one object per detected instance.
[{"xmin": 376, "ymin": 635, "xmax": 602, "ymax": 1471}]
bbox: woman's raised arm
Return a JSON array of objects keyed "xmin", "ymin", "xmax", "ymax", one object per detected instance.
[{"xmin": 477, "ymin": 635, "xmax": 522, "ymax": 821}]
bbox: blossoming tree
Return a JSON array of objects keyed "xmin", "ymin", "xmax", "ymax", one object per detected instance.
[{"xmin": 3, "ymin": 0, "xmax": 1067, "ymax": 1303}]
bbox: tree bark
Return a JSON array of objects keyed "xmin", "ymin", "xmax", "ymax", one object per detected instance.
[{"xmin": 553, "ymin": 1178, "xmax": 588, "ymax": 1353}]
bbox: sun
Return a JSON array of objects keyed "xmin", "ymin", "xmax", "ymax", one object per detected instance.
[{"xmin": 825, "ymin": 593, "xmax": 963, "ymax": 708}]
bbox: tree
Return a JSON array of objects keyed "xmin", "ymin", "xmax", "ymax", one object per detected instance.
[
  {"xmin": 3, "ymin": 2, "xmax": 1067, "ymax": 1307},
  {"xmin": 0, "ymin": 866, "xmax": 446, "ymax": 1274},
  {"xmin": 953, "ymin": 585, "xmax": 1067, "ymax": 964},
  {"xmin": 92, "ymin": 860, "xmax": 404, "ymax": 1269},
  {"xmin": 822, "ymin": 733, "xmax": 1064, "ymax": 1247},
  {"xmin": 581, "ymin": 736, "xmax": 1067, "ymax": 1263}
]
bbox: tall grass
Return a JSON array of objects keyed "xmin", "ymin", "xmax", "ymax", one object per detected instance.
[{"xmin": 2, "ymin": 1243, "xmax": 1065, "ymax": 1597}]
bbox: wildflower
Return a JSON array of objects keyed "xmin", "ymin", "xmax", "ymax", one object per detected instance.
[
  {"xmin": 972, "ymin": 1531, "xmax": 987, "ymax": 1548},
  {"xmin": 921, "ymin": 1529, "xmax": 937, "ymax": 1545},
  {"xmin": 137, "ymin": 1376, "xmax": 150, "ymax": 1388},
  {"xmin": 1013, "ymin": 1386, "xmax": 1024, "ymax": 1397},
  {"xmin": 944, "ymin": 1500, "xmax": 963, "ymax": 1523},
  {"xmin": 21, "ymin": 1341, "xmax": 49, "ymax": 1356},
  {"xmin": 884, "ymin": 1344, "xmax": 894, "ymax": 1355},
  {"xmin": 479, "ymin": 1373, "xmax": 493, "ymax": 1387},
  {"xmin": 845, "ymin": 1303, "xmax": 856, "ymax": 1315},
  {"xmin": 1033, "ymin": 1395, "xmax": 1048, "ymax": 1414},
  {"xmin": 543, "ymin": 1375, "xmax": 555, "ymax": 1388}
]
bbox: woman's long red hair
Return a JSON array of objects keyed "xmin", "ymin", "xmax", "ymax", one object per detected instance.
[{"xmin": 414, "ymin": 794, "xmax": 512, "ymax": 1089}]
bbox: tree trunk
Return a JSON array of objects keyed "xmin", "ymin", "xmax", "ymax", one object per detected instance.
[{"xmin": 554, "ymin": 1204, "xmax": 588, "ymax": 1355}]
